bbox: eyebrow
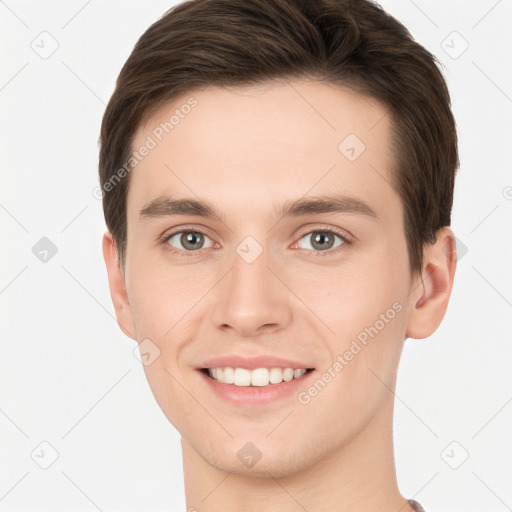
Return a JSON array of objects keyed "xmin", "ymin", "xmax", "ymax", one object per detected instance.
[{"xmin": 138, "ymin": 194, "xmax": 378, "ymax": 222}]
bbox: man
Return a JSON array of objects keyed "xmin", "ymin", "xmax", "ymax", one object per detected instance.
[{"xmin": 99, "ymin": 0, "xmax": 458, "ymax": 510}]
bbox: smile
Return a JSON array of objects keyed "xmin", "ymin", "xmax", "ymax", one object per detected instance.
[{"xmin": 203, "ymin": 367, "xmax": 314, "ymax": 387}]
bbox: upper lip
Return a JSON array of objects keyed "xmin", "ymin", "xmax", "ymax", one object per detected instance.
[{"xmin": 199, "ymin": 355, "xmax": 315, "ymax": 371}]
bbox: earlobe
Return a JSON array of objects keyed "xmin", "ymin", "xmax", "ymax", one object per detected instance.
[
  {"xmin": 405, "ymin": 227, "xmax": 457, "ymax": 339},
  {"xmin": 102, "ymin": 231, "xmax": 137, "ymax": 340}
]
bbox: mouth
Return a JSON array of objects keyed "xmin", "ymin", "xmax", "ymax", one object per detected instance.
[{"xmin": 200, "ymin": 367, "xmax": 315, "ymax": 387}]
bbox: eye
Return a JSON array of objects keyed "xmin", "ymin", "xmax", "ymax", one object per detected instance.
[
  {"xmin": 295, "ymin": 229, "xmax": 348, "ymax": 252},
  {"xmin": 165, "ymin": 230, "xmax": 214, "ymax": 252}
]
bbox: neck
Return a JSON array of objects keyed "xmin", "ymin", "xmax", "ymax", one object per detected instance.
[{"xmin": 182, "ymin": 390, "xmax": 414, "ymax": 512}]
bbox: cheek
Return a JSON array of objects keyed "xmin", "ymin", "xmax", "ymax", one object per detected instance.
[
  {"xmin": 129, "ymin": 271, "xmax": 199, "ymax": 426},
  {"xmin": 294, "ymin": 245, "xmax": 408, "ymax": 379},
  {"xmin": 296, "ymin": 259, "xmax": 405, "ymax": 334},
  {"xmin": 126, "ymin": 256, "xmax": 203, "ymax": 337}
]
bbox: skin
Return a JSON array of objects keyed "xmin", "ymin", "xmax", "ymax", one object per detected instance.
[{"xmin": 103, "ymin": 80, "xmax": 457, "ymax": 512}]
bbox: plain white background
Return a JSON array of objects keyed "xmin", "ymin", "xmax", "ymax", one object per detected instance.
[{"xmin": 0, "ymin": 0, "xmax": 511, "ymax": 510}]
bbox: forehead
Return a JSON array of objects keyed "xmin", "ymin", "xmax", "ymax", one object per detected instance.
[{"xmin": 127, "ymin": 80, "xmax": 397, "ymax": 222}]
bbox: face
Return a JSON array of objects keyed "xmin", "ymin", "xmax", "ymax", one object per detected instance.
[{"xmin": 116, "ymin": 80, "xmax": 418, "ymax": 477}]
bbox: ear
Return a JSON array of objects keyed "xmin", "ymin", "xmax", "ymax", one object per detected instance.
[
  {"xmin": 102, "ymin": 231, "xmax": 137, "ymax": 340},
  {"xmin": 405, "ymin": 227, "xmax": 457, "ymax": 339}
]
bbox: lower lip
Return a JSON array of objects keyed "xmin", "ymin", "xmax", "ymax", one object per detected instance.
[{"xmin": 198, "ymin": 369, "xmax": 315, "ymax": 406}]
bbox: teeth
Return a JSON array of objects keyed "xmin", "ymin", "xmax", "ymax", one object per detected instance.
[
  {"xmin": 223, "ymin": 367, "xmax": 234, "ymax": 384},
  {"xmin": 207, "ymin": 367, "xmax": 308, "ymax": 386},
  {"xmin": 234, "ymin": 368, "xmax": 251, "ymax": 386}
]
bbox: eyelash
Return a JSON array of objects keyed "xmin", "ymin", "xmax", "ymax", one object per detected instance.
[{"xmin": 161, "ymin": 226, "xmax": 353, "ymax": 258}]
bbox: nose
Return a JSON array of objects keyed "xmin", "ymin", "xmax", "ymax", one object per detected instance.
[{"xmin": 210, "ymin": 244, "xmax": 293, "ymax": 337}]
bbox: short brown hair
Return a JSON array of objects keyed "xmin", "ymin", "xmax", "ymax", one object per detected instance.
[{"xmin": 98, "ymin": 0, "xmax": 459, "ymax": 275}]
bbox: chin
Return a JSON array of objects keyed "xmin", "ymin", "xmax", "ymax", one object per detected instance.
[
  {"xmin": 196, "ymin": 438, "xmax": 314, "ymax": 479},
  {"xmin": 214, "ymin": 456, "xmax": 307, "ymax": 479}
]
